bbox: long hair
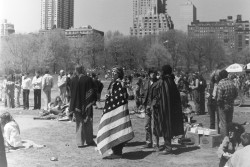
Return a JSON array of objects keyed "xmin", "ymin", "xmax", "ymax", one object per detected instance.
[
  {"xmin": 54, "ymin": 96, "xmax": 63, "ymax": 107},
  {"xmin": 228, "ymin": 122, "xmax": 245, "ymax": 144},
  {"xmin": 0, "ymin": 112, "xmax": 15, "ymax": 128}
]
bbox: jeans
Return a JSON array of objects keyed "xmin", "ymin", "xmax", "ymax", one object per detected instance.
[
  {"xmin": 34, "ymin": 89, "xmax": 41, "ymax": 109},
  {"xmin": 145, "ymin": 106, "xmax": 152, "ymax": 145},
  {"xmin": 59, "ymin": 86, "xmax": 67, "ymax": 104},
  {"xmin": 207, "ymin": 98, "xmax": 219, "ymax": 131},
  {"xmin": 23, "ymin": 89, "xmax": 30, "ymax": 109},
  {"xmin": 218, "ymin": 104, "xmax": 234, "ymax": 138},
  {"xmin": 43, "ymin": 88, "xmax": 51, "ymax": 110},
  {"xmin": 15, "ymin": 87, "xmax": 21, "ymax": 107}
]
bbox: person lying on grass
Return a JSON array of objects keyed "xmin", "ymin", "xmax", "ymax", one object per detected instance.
[
  {"xmin": 0, "ymin": 112, "xmax": 22, "ymax": 148},
  {"xmin": 217, "ymin": 122, "xmax": 245, "ymax": 167}
]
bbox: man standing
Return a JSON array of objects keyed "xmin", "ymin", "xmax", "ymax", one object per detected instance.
[
  {"xmin": 14, "ymin": 73, "xmax": 22, "ymax": 108},
  {"xmin": 58, "ymin": 70, "xmax": 67, "ymax": 104},
  {"xmin": 142, "ymin": 68, "xmax": 157, "ymax": 149},
  {"xmin": 152, "ymin": 65, "xmax": 184, "ymax": 155},
  {"xmin": 32, "ymin": 71, "xmax": 42, "ymax": 110},
  {"xmin": 74, "ymin": 65, "xmax": 96, "ymax": 147},
  {"xmin": 21, "ymin": 73, "xmax": 32, "ymax": 110},
  {"xmin": 216, "ymin": 70, "xmax": 237, "ymax": 138},
  {"xmin": 42, "ymin": 69, "xmax": 53, "ymax": 111}
]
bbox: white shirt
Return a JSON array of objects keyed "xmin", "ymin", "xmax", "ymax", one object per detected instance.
[
  {"xmin": 226, "ymin": 145, "xmax": 250, "ymax": 167},
  {"xmin": 4, "ymin": 121, "xmax": 22, "ymax": 147},
  {"xmin": 32, "ymin": 76, "xmax": 42, "ymax": 89},
  {"xmin": 42, "ymin": 74, "xmax": 53, "ymax": 89},
  {"xmin": 22, "ymin": 77, "xmax": 32, "ymax": 90}
]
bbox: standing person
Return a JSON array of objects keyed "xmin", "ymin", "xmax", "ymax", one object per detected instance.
[
  {"xmin": 6, "ymin": 75, "xmax": 15, "ymax": 108},
  {"xmin": 14, "ymin": 73, "xmax": 22, "ymax": 108},
  {"xmin": 216, "ymin": 70, "xmax": 238, "ymax": 138},
  {"xmin": 32, "ymin": 71, "xmax": 42, "ymax": 110},
  {"xmin": 2, "ymin": 75, "xmax": 8, "ymax": 107},
  {"xmin": 152, "ymin": 65, "xmax": 184, "ymax": 155},
  {"xmin": 74, "ymin": 65, "xmax": 96, "ymax": 147},
  {"xmin": 66, "ymin": 72, "xmax": 73, "ymax": 104},
  {"xmin": 97, "ymin": 66, "xmax": 134, "ymax": 159},
  {"xmin": 58, "ymin": 70, "xmax": 67, "ymax": 104},
  {"xmin": 191, "ymin": 72, "xmax": 206, "ymax": 115},
  {"xmin": 21, "ymin": 73, "xmax": 32, "ymax": 110},
  {"xmin": 92, "ymin": 73, "xmax": 104, "ymax": 109},
  {"xmin": 42, "ymin": 69, "xmax": 53, "ymax": 111},
  {"xmin": 142, "ymin": 68, "xmax": 158, "ymax": 148},
  {"xmin": 207, "ymin": 70, "xmax": 220, "ymax": 130}
]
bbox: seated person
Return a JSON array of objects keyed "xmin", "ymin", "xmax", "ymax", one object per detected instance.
[
  {"xmin": 225, "ymin": 132, "xmax": 250, "ymax": 167},
  {"xmin": 0, "ymin": 112, "xmax": 22, "ymax": 148},
  {"xmin": 217, "ymin": 122, "xmax": 245, "ymax": 167},
  {"xmin": 40, "ymin": 96, "xmax": 70, "ymax": 120}
]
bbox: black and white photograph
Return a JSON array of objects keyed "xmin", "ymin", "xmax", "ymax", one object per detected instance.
[{"xmin": 0, "ymin": 0, "xmax": 250, "ymax": 166}]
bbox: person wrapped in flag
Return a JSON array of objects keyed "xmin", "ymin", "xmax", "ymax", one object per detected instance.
[{"xmin": 97, "ymin": 66, "xmax": 134, "ymax": 159}]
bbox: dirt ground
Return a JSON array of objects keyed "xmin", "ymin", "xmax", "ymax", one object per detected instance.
[{"xmin": 1, "ymin": 81, "xmax": 250, "ymax": 167}]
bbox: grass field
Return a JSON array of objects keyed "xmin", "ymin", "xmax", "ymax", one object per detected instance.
[{"xmin": 1, "ymin": 79, "xmax": 250, "ymax": 167}]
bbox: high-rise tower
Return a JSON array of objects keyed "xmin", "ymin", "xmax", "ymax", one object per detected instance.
[
  {"xmin": 130, "ymin": 0, "xmax": 173, "ymax": 37},
  {"xmin": 179, "ymin": 1, "xmax": 196, "ymax": 32},
  {"xmin": 41, "ymin": 0, "xmax": 74, "ymax": 30}
]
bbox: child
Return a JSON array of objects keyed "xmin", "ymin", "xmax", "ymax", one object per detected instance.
[
  {"xmin": 0, "ymin": 112, "xmax": 22, "ymax": 148},
  {"xmin": 217, "ymin": 122, "xmax": 245, "ymax": 167}
]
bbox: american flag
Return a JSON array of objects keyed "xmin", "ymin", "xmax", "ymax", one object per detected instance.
[{"xmin": 97, "ymin": 81, "xmax": 134, "ymax": 155}]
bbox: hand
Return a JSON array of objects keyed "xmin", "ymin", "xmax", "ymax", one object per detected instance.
[{"xmin": 223, "ymin": 152, "xmax": 232, "ymax": 159}]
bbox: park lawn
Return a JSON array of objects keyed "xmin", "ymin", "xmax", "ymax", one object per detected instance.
[{"xmin": 2, "ymin": 79, "xmax": 250, "ymax": 167}]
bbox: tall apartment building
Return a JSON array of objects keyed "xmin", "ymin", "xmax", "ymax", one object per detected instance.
[
  {"xmin": 41, "ymin": 0, "xmax": 74, "ymax": 30},
  {"xmin": 1, "ymin": 19, "xmax": 15, "ymax": 37},
  {"xmin": 188, "ymin": 16, "xmax": 248, "ymax": 52},
  {"xmin": 130, "ymin": 0, "xmax": 174, "ymax": 37},
  {"xmin": 179, "ymin": 1, "xmax": 196, "ymax": 32},
  {"xmin": 234, "ymin": 15, "xmax": 250, "ymax": 51},
  {"xmin": 65, "ymin": 25, "xmax": 104, "ymax": 38}
]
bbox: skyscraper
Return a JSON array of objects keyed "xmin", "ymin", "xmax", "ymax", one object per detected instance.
[
  {"xmin": 1, "ymin": 19, "xmax": 15, "ymax": 37},
  {"xmin": 179, "ymin": 1, "xmax": 196, "ymax": 32},
  {"xmin": 130, "ymin": 0, "xmax": 174, "ymax": 37},
  {"xmin": 41, "ymin": 0, "xmax": 74, "ymax": 30}
]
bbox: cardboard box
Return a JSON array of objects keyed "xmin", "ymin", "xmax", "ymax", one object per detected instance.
[
  {"xmin": 190, "ymin": 127, "xmax": 198, "ymax": 133},
  {"xmin": 200, "ymin": 134, "xmax": 222, "ymax": 148},
  {"xmin": 203, "ymin": 129, "xmax": 217, "ymax": 136},
  {"xmin": 186, "ymin": 131, "xmax": 201, "ymax": 145}
]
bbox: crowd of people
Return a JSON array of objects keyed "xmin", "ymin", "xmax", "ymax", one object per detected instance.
[{"xmin": 1, "ymin": 63, "xmax": 250, "ymax": 167}]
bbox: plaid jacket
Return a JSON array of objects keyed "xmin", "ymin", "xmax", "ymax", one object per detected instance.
[{"xmin": 216, "ymin": 78, "xmax": 237, "ymax": 106}]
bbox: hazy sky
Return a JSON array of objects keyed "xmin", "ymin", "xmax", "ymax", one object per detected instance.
[{"xmin": 0, "ymin": 0, "xmax": 250, "ymax": 35}]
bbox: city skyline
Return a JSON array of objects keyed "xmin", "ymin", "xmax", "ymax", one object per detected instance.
[{"xmin": 0, "ymin": 0, "xmax": 250, "ymax": 35}]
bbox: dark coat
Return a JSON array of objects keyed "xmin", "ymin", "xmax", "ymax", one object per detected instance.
[
  {"xmin": 152, "ymin": 75, "xmax": 184, "ymax": 138},
  {"xmin": 76, "ymin": 75, "xmax": 96, "ymax": 119},
  {"xmin": 142, "ymin": 80, "xmax": 157, "ymax": 106},
  {"xmin": 69, "ymin": 75, "xmax": 79, "ymax": 112}
]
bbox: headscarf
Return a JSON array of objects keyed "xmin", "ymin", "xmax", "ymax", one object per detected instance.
[{"xmin": 162, "ymin": 64, "xmax": 172, "ymax": 75}]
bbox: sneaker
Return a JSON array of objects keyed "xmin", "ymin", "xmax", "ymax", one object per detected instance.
[
  {"xmin": 159, "ymin": 148, "xmax": 172, "ymax": 155},
  {"xmin": 142, "ymin": 143, "xmax": 152, "ymax": 149},
  {"xmin": 153, "ymin": 146, "xmax": 160, "ymax": 152}
]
